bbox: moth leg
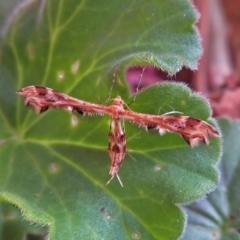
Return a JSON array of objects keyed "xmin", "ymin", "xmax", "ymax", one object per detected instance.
[{"xmin": 127, "ymin": 151, "xmax": 137, "ymax": 161}]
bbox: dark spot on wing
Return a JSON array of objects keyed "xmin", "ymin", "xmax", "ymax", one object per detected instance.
[
  {"xmin": 112, "ymin": 144, "xmax": 120, "ymax": 153},
  {"xmin": 120, "ymin": 134, "xmax": 125, "ymax": 141},
  {"xmin": 39, "ymin": 106, "xmax": 49, "ymax": 113},
  {"xmin": 73, "ymin": 107, "xmax": 84, "ymax": 115},
  {"xmin": 147, "ymin": 124, "xmax": 157, "ymax": 130},
  {"xmin": 35, "ymin": 86, "xmax": 48, "ymax": 96}
]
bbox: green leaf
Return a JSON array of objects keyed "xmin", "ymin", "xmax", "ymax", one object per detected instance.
[
  {"xmin": 0, "ymin": 203, "xmax": 47, "ymax": 240},
  {"xmin": 182, "ymin": 118, "xmax": 240, "ymax": 240},
  {"xmin": 0, "ymin": 0, "xmax": 221, "ymax": 239}
]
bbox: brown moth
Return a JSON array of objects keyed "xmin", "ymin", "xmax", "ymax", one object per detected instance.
[{"xmin": 17, "ymin": 85, "xmax": 220, "ymax": 186}]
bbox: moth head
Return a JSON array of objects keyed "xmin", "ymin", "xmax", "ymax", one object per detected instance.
[{"xmin": 112, "ymin": 96, "xmax": 123, "ymax": 106}]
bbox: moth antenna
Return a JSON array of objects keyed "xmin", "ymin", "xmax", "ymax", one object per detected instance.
[
  {"xmin": 128, "ymin": 65, "xmax": 147, "ymax": 106},
  {"xmin": 105, "ymin": 66, "xmax": 119, "ymax": 104}
]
